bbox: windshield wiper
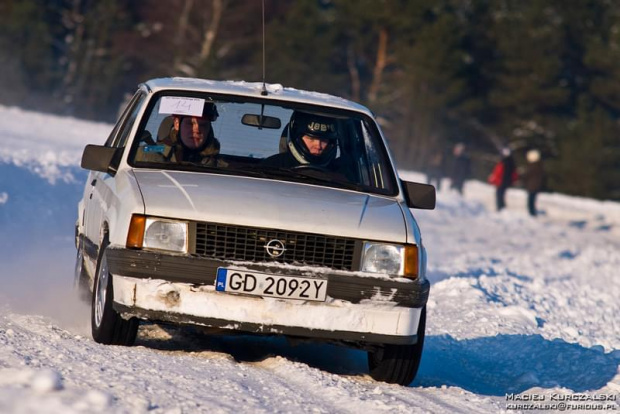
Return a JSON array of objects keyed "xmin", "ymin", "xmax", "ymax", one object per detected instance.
[
  {"xmin": 175, "ymin": 162, "xmax": 272, "ymax": 178},
  {"xmin": 255, "ymin": 166, "xmax": 366, "ymax": 191},
  {"xmin": 169, "ymin": 162, "xmax": 366, "ymax": 191}
]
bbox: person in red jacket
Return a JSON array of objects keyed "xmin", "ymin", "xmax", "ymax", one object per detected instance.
[{"xmin": 488, "ymin": 147, "xmax": 518, "ymax": 211}]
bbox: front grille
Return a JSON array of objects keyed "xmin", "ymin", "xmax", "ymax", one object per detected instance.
[{"xmin": 194, "ymin": 222, "xmax": 356, "ymax": 270}]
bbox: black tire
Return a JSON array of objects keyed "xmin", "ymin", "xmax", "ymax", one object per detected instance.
[
  {"xmin": 368, "ymin": 307, "xmax": 426, "ymax": 386},
  {"xmin": 73, "ymin": 243, "xmax": 91, "ymax": 303},
  {"xmin": 91, "ymin": 238, "xmax": 139, "ymax": 346}
]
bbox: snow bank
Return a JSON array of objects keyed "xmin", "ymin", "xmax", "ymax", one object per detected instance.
[{"xmin": 0, "ymin": 105, "xmax": 111, "ymax": 183}]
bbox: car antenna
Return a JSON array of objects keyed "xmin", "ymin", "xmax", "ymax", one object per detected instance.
[{"xmin": 260, "ymin": 0, "xmax": 268, "ymax": 96}]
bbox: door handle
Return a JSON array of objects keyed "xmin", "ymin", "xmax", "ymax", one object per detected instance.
[{"xmin": 91, "ymin": 179, "xmax": 97, "ymax": 186}]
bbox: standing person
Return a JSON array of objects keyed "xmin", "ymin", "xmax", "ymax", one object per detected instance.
[
  {"xmin": 488, "ymin": 147, "xmax": 517, "ymax": 211},
  {"xmin": 449, "ymin": 142, "xmax": 471, "ymax": 195},
  {"xmin": 426, "ymin": 148, "xmax": 444, "ymax": 191},
  {"xmin": 523, "ymin": 149, "xmax": 545, "ymax": 217}
]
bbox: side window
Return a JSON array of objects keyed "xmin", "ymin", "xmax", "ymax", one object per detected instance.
[
  {"xmin": 360, "ymin": 120, "xmax": 389, "ymax": 190},
  {"xmin": 113, "ymin": 92, "xmax": 147, "ymax": 148},
  {"xmin": 103, "ymin": 91, "xmax": 145, "ymax": 148}
]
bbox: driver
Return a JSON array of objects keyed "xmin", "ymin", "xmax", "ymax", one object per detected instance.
[{"xmin": 262, "ymin": 111, "xmax": 339, "ymax": 169}]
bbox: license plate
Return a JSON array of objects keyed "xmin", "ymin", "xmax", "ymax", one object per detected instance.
[{"xmin": 215, "ymin": 268, "xmax": 327, "ymax": 302}]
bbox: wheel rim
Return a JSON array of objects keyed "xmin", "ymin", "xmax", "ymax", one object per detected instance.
[{"xmin": 94, "ymin": 254, "xmax": 109, "ymax": 327}]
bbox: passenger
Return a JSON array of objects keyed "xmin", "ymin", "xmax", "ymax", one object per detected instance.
[
  {"xmin": 262, "ymin": 111, "xmax": 339, "ymax": 170},
  {"xmin": 159, "ymin": 102, "xmax": 222, "ymax": 166}
]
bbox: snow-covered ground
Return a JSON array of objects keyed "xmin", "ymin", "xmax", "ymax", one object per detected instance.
[{"xmin": 0, "ymin": 104, "xmax": 619, "ymax": 413}]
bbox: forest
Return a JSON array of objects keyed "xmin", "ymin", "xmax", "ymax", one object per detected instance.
[{"xmin": 1, "ymin": 0, "xmax": 619, "ymax": 200}]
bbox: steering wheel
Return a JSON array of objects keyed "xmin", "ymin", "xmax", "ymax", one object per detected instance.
[{"xmin": 291, "ymin": 164, "xmax": 331, "ymax": 173}]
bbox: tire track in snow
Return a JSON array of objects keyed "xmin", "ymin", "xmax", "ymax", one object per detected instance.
[
  {"xmin": 6, "ymin": 312, "xmax": 498, "ymax": 413},
  {"xmin": 251, "ymin": 355, "xmax": 501, "ymax": 413}
]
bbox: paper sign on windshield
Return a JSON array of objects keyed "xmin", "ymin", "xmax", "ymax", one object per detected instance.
[{"xmin": 159, "ymin": 97, "xmax": 205, "ymax": 116}]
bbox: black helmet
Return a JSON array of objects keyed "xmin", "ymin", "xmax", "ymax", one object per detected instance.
[{"xmin": 288, "ymin": 111, "xmax": 338, "ymax": 166}]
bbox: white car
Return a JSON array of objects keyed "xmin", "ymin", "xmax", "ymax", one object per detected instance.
[{"xmin": 75, "ymin": 77, "xmax": 435, "ymax": 385}]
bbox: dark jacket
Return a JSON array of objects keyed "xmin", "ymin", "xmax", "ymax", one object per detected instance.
[
  {"xmin": 488, "ymin": 155, "xmax": 518, "ymax": 188},
  {"xmin": 159, "ymin": 129, "xmax": 222, "ymax": 165},
  {"xmin": 501, "ymin": 155, "xmax": 516, "ymax": 187},
  {"xmin": 450, "ymin": 155, "xmax": 471, "ymax": 184},
  {"xmin": 261, "ymin": 151, "xmax": 352, "ymax": 182},
  {"xmin": 523, "ymin": 161, "xmax": 545, "ymax": 193},
  {"xmin": 426, "ymin": 151, "xmax": 444, "ymax": 177},
  {"xmin": 261, "ymin": 150, "xmax": 303, "ymax": 169}
]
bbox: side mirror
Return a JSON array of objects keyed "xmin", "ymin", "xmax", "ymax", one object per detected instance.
[
  {"xmin": 402, "ymin": 180, "xmax": 436, "ymax": 210},
  {"xmin": 241, "ymin": 114, "xmax": 282, "ymax": 129},
  {"xmin": 80, "ymin": 145, "xmax": 121, "ymax": 175}
]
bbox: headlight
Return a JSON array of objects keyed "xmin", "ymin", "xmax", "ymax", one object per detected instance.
[
  {"xmin": 361, "ymin": 242, "xmax": 418, "ymax": 279},
  {"xmin": 126, "ymin": 214, "xmax": 188, "ymax": 253},
  {"xmin": 143, "ymin": 218, "xmax": 188, "ymax": 253}
]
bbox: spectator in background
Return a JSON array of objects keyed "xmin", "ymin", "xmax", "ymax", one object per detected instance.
[
  {"xmin": 426, "ymin": 148, "xmax": 444, "ymax": 191},
  {"xmin": 449, "ymin": 142, "xmax": 471, "ymax": 195},
  {"xmin": 488, "ymin": 147, "xmax": 518, "ymax": 211},
  {"xmin": 523, "ymin": 149, "xmax": 545, "ymax": 217}
]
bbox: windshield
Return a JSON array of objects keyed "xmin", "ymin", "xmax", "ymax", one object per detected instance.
[{"xmin": 129, "ymin": 92, "xmax": 397, "ymax": 195}]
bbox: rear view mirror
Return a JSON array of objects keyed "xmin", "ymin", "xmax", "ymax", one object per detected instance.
[
  {"xmin": 242, "ymin": 114, "xmax": 281, "ymax": 129},
  {"xmin": 81, "ymin": 144, "xmax": 121, "ymax": 175},
  {"xmin": 402, "ymin": 180, "xmax": 436, "ymax": 210}
]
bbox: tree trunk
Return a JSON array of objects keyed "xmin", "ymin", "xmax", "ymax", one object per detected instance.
[
  {"xmin": 173, "ymin": 0, "xmax": 195, "ymax": 74},
  {"xmin": 347, "ymin": 44, "xmax": 361, "ymax": 102},
  {"xmin": 368, "ymin": 27, "xmax": 388, "ymax": 105},
  {"xmin": 59, "ymin": 0, "xmax": 87, "ymax": 112},
  {"xmin": 198, "ymin": 0, "xmax": 224, "ymax": 66}
]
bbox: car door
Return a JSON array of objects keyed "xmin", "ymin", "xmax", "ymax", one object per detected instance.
[{"xmin": 83, "ymin": 91, "xmax": 147, "ymax": 254}]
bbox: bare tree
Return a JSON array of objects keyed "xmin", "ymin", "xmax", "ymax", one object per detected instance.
[
  {"xmin": 346, "ymin": 44, "xmax": 361, "ymax": 102},
  {"xmin": 367, "ymin": 27, "xmax": 388, "ymax": 105},
  {"xmin": 197, "ymin": 0, "xmax": 223, "ymax": 66},
  {"xmin": 173, "ymin": 0, "xmax": 195, "ymax": 75},
  {"xmin": 173, "ymin": 0, "xmax": 225, "ymax": 77},
  {"xmin": 59, "ymin": 0, "xmax": 87, "ymax": 110}
]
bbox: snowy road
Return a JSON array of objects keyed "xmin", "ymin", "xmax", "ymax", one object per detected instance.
[{"xmin": 1, "ymin": 105, "xmax": 619, "ymax": 413}]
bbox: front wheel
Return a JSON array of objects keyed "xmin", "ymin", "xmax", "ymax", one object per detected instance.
[
  {"xmin": 368, "ymin": 307, "xmax": 426, "ymax": 386},
  {"xmin": 91, "ymin": 239, "xmax": 138, "ymax": 345}
]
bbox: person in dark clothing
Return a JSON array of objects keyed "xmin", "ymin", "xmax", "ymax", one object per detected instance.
[
  {"xmin": 262, "ymin": 111, "xmax": 340, "ymax": 170},
  {"xmin": 488, "ymin": 147, "xmax": 517, "ymax": 211},
  {"xmin": 426, "ymin": 149, "xmax": 444, "ymax": 191},
  {"xmin": 523, "ymin": 149, "xmax": 545, "ymax": 216},
  {"xmin": 449, "ymin": 143, "xmax": 471, "ymax": 195}
]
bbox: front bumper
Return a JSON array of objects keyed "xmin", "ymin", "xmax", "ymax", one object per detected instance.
[{"xmin": 106, "ymin": 247, "xmax": 430, "ymax": 345}]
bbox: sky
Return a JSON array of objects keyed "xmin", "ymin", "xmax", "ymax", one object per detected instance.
[{"xmin": 0, "ymin": 104, "xmax": 619, "ymax": 413}]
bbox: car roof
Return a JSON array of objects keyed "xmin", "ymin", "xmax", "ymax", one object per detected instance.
[{"xmin": 143, "ymin": 77, "xmax": 373, "ymax": 116}]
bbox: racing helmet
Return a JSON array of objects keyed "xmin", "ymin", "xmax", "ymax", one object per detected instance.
[{"xmin": 287, "ymin": 111, "xmax": 338, "ymax": 166}]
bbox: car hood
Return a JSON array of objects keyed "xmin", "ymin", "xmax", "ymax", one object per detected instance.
[{"xmin": 133, "ymin": 170, "xmax": 406, "ymax": 242}]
